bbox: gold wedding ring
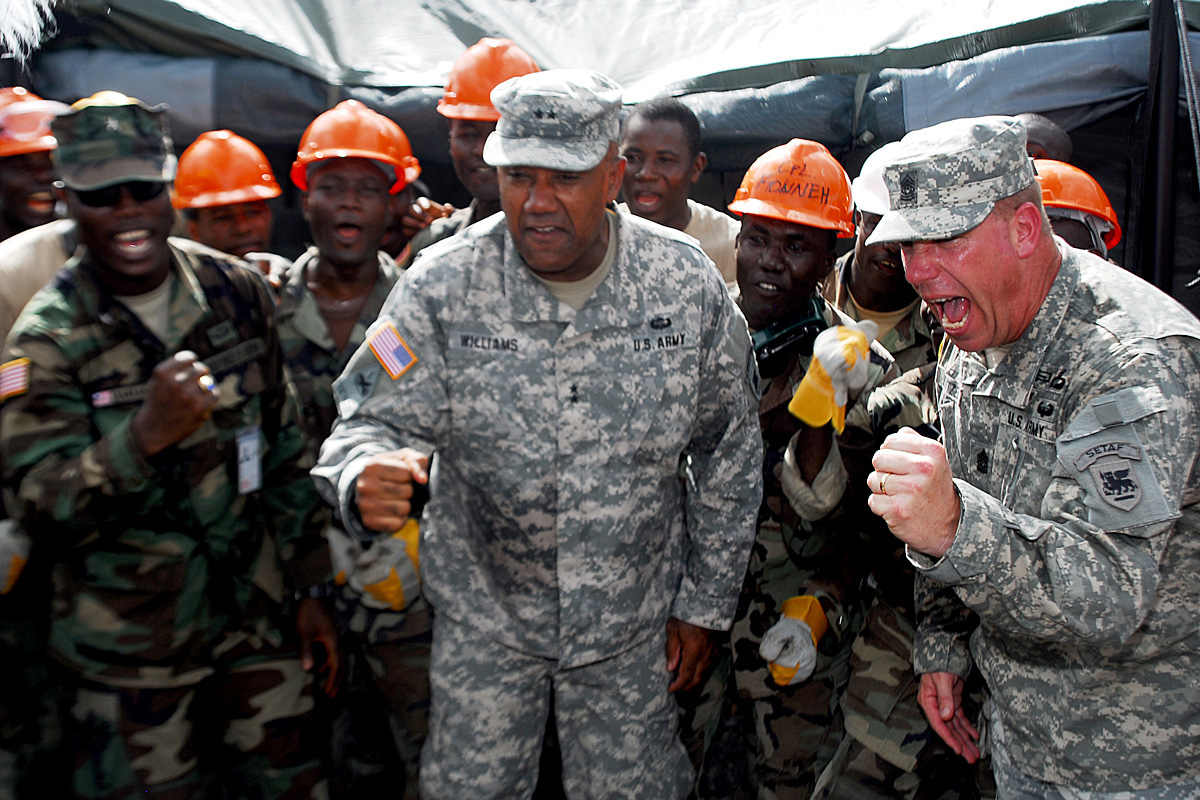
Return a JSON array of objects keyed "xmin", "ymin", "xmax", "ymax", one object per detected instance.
[
  {"xmin": 198, "ymin": 374, "xmax": 216, "ymax": 394},
  {"xmin": 880, "ymin": 473, "xmax": 889, "ymax": 495}
]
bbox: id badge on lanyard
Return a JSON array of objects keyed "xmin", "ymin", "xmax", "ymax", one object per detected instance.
[{"xmin": 236, "ymin": 426, "xmax": 262, "ymax": 494}]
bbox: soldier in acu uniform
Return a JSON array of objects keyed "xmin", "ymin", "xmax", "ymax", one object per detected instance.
[
  {"xmin": 0, "ymin": 92, "xmax": 337, "ymax": 800},
  {"xmin": 867, "ymin": 116, "xmax": 1200, "ymax": 798},
  {"xmin": 313, "ymin": 69, "xmax": 762, "ymax": 800}
]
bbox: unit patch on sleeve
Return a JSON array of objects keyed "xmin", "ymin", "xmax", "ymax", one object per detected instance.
[
  {"xmin": 368, "ymin": 323, "xmax": 419, "ymax": 380},
  {"xmin": 0, "ymin": 358, "xmax": 30, "ymax": 402},
  {"xmin": 1073, "ymin": 442, "xmax": 1144, "ymax": 511},
  {"xmin": 1057, "ymin": 429, "xmax": 1175, "ymax": 530}
]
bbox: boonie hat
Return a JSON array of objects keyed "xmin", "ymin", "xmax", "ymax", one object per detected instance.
[
  {"xmin": 51, "ymin": 91, "xmax": 176, "ymax": 191},
  {"xmin": 867, "ymin": 116, "xmax": 1035, "ymax": 246},
  {"xmin": 483, "ymin": 69, "xmax": 622, "ymax": 172}
]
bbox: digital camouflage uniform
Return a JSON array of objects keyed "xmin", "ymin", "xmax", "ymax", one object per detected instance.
[
  {"xmin": 912, "ymin": 245, "xmax": 1200, "ymax": 793},
  {"xmin": 0, "ymin": 237, "xmax": 329, "ymax": 800},
  {"xmin": 809, "ymin": 258, "xmax": 979, "ymax": 800},
  {"xmin": 729, "ymin": 298, "xmax": 898, "ymax": 800},
  {"xmin": 313, "ymin": 208, "xmax": 762, "ymax": 800},
  {"xmin": 275, "ymin": 246, "xmax": 430, "ymax": 799}
]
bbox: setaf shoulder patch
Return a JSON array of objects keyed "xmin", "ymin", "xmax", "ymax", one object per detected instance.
[{"xmin": 1073, "ymin": 441, "xmax": 1143, "ymax": 511}]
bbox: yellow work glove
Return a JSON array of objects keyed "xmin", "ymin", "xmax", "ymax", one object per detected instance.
[
  {"xmin": 759, "ymin": 595, "xmax": 830, "ymax": 686},
  {"xmin": 788, "ymin": 320, "xmax": 879, "ymax": 433},
  {"xmin": 0, "ymin": 520, "xmax": 30, "ymax": 595},
  {"xmin": 329, "ymin": 519, "xmax": 421, "ymax": 612}
]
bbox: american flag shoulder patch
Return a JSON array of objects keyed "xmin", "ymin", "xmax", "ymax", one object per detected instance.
[
  {"xmin": 368, "ymin": 322, "xmax": 418, "ymax": 380},
  {"xmin": 0, "ymin": 358, "xmax": 30, "ymax": 402}
]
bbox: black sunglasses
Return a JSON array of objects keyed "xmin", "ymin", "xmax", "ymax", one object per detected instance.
[{"xmin": 72, "ymin": 181, "xmax": 167, "ymax": 208}]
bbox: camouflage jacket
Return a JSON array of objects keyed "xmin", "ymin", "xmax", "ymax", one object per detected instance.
[
  {"xmin": 826, "ymin": 251, "xmax": 936, "ymax": 375},
  {"xmin": 732, "ymin": 300, "xmax": 900, "ymax": 699},
  {"xmin": 275, "ymin": 247, "xmax": 431, "ymax": 640},
  {"xmin": 313, "ymin": 210, "xmax": 762, "ymax": 668},
  {"xmin": 276, "ymin": 247, "xmax": 401, "ymax": 463},
  {"xmin": 0, "ymin": 238, "xmax": 326, "ymax": 684},
  {"xmin": 912, "ymin": 244, "xmax": 1200, "ymax": 790}
]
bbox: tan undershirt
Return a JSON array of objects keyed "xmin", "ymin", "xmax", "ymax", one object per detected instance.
[
  {"xmin": 533, "ymin": 213, "xmax": 618, "ymax": 311},
  {"xmin": 114, "ymin": 273, "xmax": 175, "ymax": 343},
  {"xmin": 845, "ymin": 286, "xmax": 919, "ymax": 341}
]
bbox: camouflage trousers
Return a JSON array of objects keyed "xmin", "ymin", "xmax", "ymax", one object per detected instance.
[
  {"xmin": 732, "ymin": 610, "xmax": 855, "ymax": 800},
  {"xmin": 327, "ymin": 586, "xmax": 432, "ymax": 799},
  {"xmin": 420, "ymin": 614, "xmax": 693, "ymax": 800},
  {"xmin": 70, "ymin": 633, "xmax": 327, "ymax": 800},
  {"xmin": 0, "ymin": 558, "xmax": 69, "ymax": 800},
  {"xmin": 676, "ymin": 640, "xmax": 730, "ymax": 790},
  {"xmin": 990, "ymin": 706, "xmax": 1200, "ymax": 800},
  {"xmin": 811, "ymin": 597, "xmax": 983, "ymax": 800},
  {"xmin": 811, "ymin": 733, "xmax": 981, "ymax": 800},
  {"xmin": 357, "ymin": 631, "xmax": 432, "ymax": 800}
]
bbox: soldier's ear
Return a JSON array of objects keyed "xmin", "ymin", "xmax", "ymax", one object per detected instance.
[
  {"xmin": 1011, "ymin": 201, "xmax": 1042, "ymax": 258},
  {"xmin": 300, "ymin": 191, "xmax": 312, "ymax": 224}
]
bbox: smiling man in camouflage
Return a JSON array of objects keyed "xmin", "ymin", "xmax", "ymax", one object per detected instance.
[{"xmin": 0, "ymin": 92, "xmax": 336, "ymax": 799}]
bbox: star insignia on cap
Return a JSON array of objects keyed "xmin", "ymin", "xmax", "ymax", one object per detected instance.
[
  {"xmin": 532, "ymin": 108, "xmax": 556, "ymax": 120},
  {"xmin": 105, "ymin": 117, "xmax": 121, "ymax": 131}
]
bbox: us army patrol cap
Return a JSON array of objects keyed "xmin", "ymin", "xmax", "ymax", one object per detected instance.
[
  {"xmin": 483, "ymin": 69, "xmax": 622, "ymax": 172},
  {"xmin": 51, "ymin": 91, "xmax": 177, "ymax": 191},
  {"xmin": 867, "ymin": 116, "xmax": 1036, "ymax": 245}
]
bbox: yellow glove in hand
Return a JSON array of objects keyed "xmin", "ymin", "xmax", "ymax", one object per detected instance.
[
  {"xmin": 788, "ymin": 320, "xmax": 879, "ymax": 433},
  {"xmin": 329, "ymin": 518, "xmax": 422, "ymax": 612},
  {"xmin": 0, "ymin": 520, "xmax": 30, "ymax": 595},
  {"xmin": 759, "ymin": 595, "xmax": 830, "ymax": 686}
]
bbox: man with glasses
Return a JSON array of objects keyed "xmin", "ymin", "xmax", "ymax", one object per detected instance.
[{"xmin": 0, "ymin": 91, "xmax": 338, "ymax": 798}]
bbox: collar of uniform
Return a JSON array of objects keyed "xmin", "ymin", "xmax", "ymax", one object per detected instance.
[
  {"xmin": 78, "ymin": 237, "xmax": 211, "ymax": 347},
  {"xmin": 163, "ymin": 238, "xmax": 214, "ymax": 346},
  {"xmin": 501, "ymin": 209, "xmax": 646, "ymax": 330},
  {"xmin": 960, "ymin": 244, "xmax": 1076, "ymax": 407},
  {"xmin": 280, "ymin": 247, "xmax": 401, "ymax": 353}
]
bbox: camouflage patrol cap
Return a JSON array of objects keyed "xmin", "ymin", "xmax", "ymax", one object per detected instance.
[
  {"xmin": 483, "ymin": 69, "xmax": 622, "ymax": 172},
  {"xmin": 867, "ymin": 115, "xmax": 1036, "ymax": 245},
  {"xmin": 50, "ymin": 92, "xmax": 176, "ymax": 191}
]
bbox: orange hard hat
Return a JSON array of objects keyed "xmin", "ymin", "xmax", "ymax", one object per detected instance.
[
  {"xmin": 437, "ymin": 38, "xmax": 540, "ymax": 121},
  {"xmin": 728, "ymin": 139, "xmax": 854, "ymax": 237},
  {"xmin": 0, "ymin": 87, "xmax": 42, "ymax": 110},
  {"xmin": 291, "ymin": 100, "xmax": 420, "ymax": 193},
  {"xmin": 1034, "ymin": 159, "xmax": 1121, "ymax": 248},
  {"xmin": 0, "ymin": 88, "xmax": 66, "ymax": 159},
  {"xmin": 173, "ymin": 130, "xmax": 281, "ymax": 209}
]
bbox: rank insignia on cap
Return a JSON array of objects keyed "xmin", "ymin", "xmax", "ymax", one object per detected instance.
[
  {"xmin": 898, "ymin": 172, "xmax": 918, "ymax": 206},
  {"xmin": 0, "ymin": 358, "xmax": 30, "ymax": 402},
  {"xmin": 368, "ymin": 323, "xmax": 418, "ymax": 380}
]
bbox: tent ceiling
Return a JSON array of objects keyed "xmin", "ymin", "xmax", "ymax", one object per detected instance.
[{"xmin": 57, "ymin": 0, "xmax": 1167, "ymax": 100}]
